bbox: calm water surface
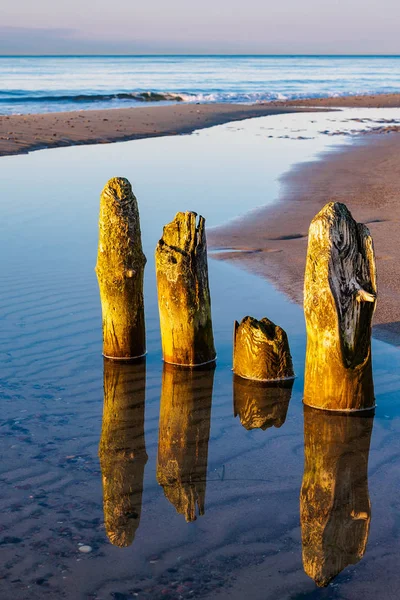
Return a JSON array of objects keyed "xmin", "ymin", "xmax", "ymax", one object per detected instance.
[{"xmin": 0, "ymin": 118, "xmax": 400, "ymax": 599}]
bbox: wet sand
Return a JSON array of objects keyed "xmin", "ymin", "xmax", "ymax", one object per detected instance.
[
  {"xmin": 208, "ymin": 132, "xmax": 400, "ymax": 344},
  {"xmin": 0, "ymin": 103, "xmax": 314, "ymax": 157}
]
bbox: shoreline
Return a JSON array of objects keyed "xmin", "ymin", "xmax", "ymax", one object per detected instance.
[
  {"xmin": 208, "ymin": 131, "xmax": 400, "ymax": 345},
  {"xmin": 2, "ymin": 92, "xmax": 400, "ymax": 158},
  {"xmin": 0, "ymin": 103, "xmax": 318, "ymax": 158},
  {"xmin": 2, "ymin": 92, "xmax": 400, "ymax": 342}
]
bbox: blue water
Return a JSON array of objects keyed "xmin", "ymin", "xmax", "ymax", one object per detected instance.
[
  {"xmin": 0, "ymin": 55, "xmax": 400, "ymax": 114},
  {"xmin": 1, "ymin": 114, "xmax": 400, "ymax": 598}
]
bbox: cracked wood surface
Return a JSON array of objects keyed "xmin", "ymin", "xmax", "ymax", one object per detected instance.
[
  {"xmin": 304, "ymin": 202, "xmax": 376, "ymax": 411},
  {"xmin": 95, "ymin": 177, "xmax": 146, "ymax": 360},
  {"xmin": 155, "ymin": 211, "xmax": 215, "ymax": 366},
  {"xmin": 233, "ymin": 316, "xmax": 294, "ymax": 382}
]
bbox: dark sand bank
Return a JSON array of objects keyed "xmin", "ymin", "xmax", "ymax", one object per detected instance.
[
  {"xmin": 0, "ymin": 103, "xmax": 315, "ymax": 157},
  {"xmin": 208, "ymin": 132, "xmax": 400, "ymax": 343}
]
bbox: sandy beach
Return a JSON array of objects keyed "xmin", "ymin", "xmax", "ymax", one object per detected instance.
[
  {"xmin": 271, "ymin": 92, "xmax": 400, "ymax": 108},
  {"xmin": 0, "ymin": 103, "xmax": 315, "ymax": 157},
  {"xmin": 209, "ymin": 130, "xmax": 400, "ymax": 343},
  {"xmin": 2, "ymin": 93, "xmax": 400, "ymax": 159}
]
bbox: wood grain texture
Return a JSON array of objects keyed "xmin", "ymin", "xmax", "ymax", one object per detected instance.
[
  {"xmin": 95, "ymin": 177, "xmax": 146, "ymax": 360},
  {"xmin": 233, "ymin": 316, "xmax": 294, "ymax": 381},
  {"xmin": 155, "ymin": 211, "xmax": 216, "ymax": 367},
  {"xmin": 301, "ymin": 405, "xmax": 374, "ymax": 587},
  {"xmin": 304, "ymin": 202, "xmax": 377, "ymax": 411},
  {"xmin": 156, "ymin": 363, "xmax": 214, "ymax": 522},
  {"xmin": 99, "ymin": 359, "xmax": 147, "ymax": 547},
  {"xmin": 233, "ymin": 375, "xmax": 293, "ymax": 430}
]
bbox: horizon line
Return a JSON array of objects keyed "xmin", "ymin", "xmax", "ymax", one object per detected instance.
[{"xmin": 1, "ymin": 53, "xmax": 400, "ymax": 58}]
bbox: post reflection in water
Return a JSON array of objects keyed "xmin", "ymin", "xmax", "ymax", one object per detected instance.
[
  {"xmin": 233, "ymin": 374, "xmax": 293, "ymax": 430},
  {"xmin": 99, "ymin": 358, "xmax": 148, "ymax": 547},
  {"xmin": 157, "ymin": 363, "xmax": 214, "ymax": 523},
  {"xmin": 301, "ymin": 403, "xmax": 374, "ymax": 587}
]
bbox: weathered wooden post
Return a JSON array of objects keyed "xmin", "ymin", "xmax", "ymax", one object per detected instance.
[
  {"xmin": 155, "ymin": 211, "xmax": 216, "ymax": 367},
  {"xmin": 233, "ymin": 316, "xmax": 294, "ymax": 381},
  {"xmin": 304, "ymin": 202, "xmax": 377, "ymax": 411},
  {"xmin": 233, "ymin": 375, "xmax": 293, "ymax": 430},
  {"xmin": 99, "ymin": 358, "xmax": 148, "ymax": 547},
  {"xmin": 157, "ymin": 363, "xmax": 214, "ymax": 522},
  {"xmin": 95, "ymin": 177, "xmax": 146, "ymax": 360},
  {"xmin": 301, "ymin": 404, "xmax": 374, "ymax": 587}
]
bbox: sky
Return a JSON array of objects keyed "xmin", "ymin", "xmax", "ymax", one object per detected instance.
[{"xmin": 1, "ymin": 0, "xmax": 399, "ymax": 55}]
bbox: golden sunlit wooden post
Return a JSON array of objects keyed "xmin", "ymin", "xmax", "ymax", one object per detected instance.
[
  {"xmin": 304, "ymin": 202, "xmax": 377, "ymax": 411},
  {"xmin": 301, "ymin": 404, "xmax": 374, "ymax": 587},
  {"xmin": 233, "ymin": 316, "xmax": 294, "ymax": 381},
  {"xmin": 157, "ymin": 363, "xmax": 214, "ymax": 522},
  {"xmin": 233, "ymin": 375, "xmax": 293, "ymax": 430},
  {"xmin": 95, "ymin": 177, "xmax": 146, "ymax": 360},
  {"xmin": 155, "ymin": 211, "xmax": 216, "ymax": 367},
  {"xmin": 99, "ymin": 358, "xmax": 148, "ymax": 547}
]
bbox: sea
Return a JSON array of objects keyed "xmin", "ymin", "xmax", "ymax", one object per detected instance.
[{"xmin": 0, "ymin": 54, "xmax": 400, "ymax": 114}]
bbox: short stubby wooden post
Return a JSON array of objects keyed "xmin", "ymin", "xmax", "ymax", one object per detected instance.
[
  {"xmin": 155, "ymin": 211, "xmax": 216, "ymax": 367},
  {"xmin": 99, "ymin": 358, "xmax": 148, "ymax": 547},
  {"xmin": 233, "ymin": 375, "xmax": 293, "ymax": 430},
  {"xmin": 301, "ymin": 404, "xmax": 374, "ymax": 587},
  {"xmin": 156, "ymin": 363, "xmax": 214, "ymax": 522},
  {"xmin": 95, "ymin": 177, "xmax": 146, "ymax": 360},
  {"xmin": 233, "ymin": 316, "xmax": 294, "ymax": 382},
  {"xmin": 304, "ymin": 202, "xmax": 377, "ymax": 411}
]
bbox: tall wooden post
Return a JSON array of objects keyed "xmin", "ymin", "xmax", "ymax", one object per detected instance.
[
  {"xmin": 301, "ymin": 404, "xmax": 374, "ymax": 587},
  {"xmin": 155, "ymin": 211, "xmax": 216, "ymax": 367},
  {"xmin": 233, "ymin": 375, "xmax": 293, "ymax": 430},
  {"xmin": 233, "ymin": 316, "xmax": 294, "ymax": 382},
  {"xmin": 95, "ymin": 177, "xmax": 146, "ymax": 360},
  {"xmin": 157, "ymin": 363, "xmax": 214, "ymax": 522},
  {"xmin": 304, "ymin": 202, "xmax": 377, "ymax": 411},
  {"xmin": 99, "ymin": 359, "xmax": 148, "ymax": 547}
]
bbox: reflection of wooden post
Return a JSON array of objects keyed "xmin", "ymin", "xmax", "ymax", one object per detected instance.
[
  {"xmin": 233, "ymin": 316, "xmax": 294, "ymax": 381},
  {"xmin": 157, "ymin": 363, "xmax": 214, "ymax": 522},
  {"xmin": 155, "ymin": 212, "xmax": 216, "ymax": 367},
  {"xmin": 95, "ymin": 177, "xmax": 146, "ymax": 360},
  {"xmin": 301, "ymin": 404, "xmax": 374, "ymax": 587},
  {"xmin": 99, "ymin": 359, "xmax": 147, "ymax": 547},
  {"xmin": 233, "ymin": 375, "xmax": 293, "ymax": 430},
  {"xmin": 304, "ymin": 202, "xmax": 377, "ymax": 411}
]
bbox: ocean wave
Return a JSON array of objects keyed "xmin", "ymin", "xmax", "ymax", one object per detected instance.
[
  {"xmin": 0, "ymin": 91, "xmax": 190, "ymax": 104},
  {"xmin": 0, "ymin": 89, "xmax": 375, "ymax": 106},
  {"xmin": 0, "ymin": 88, "xmax": 396, "ymax": 116}
]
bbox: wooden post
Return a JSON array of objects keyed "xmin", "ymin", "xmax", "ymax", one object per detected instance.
[
  {"xmin": 155, "ymin": 211, "xmax": 216, "ymax": 367},
  {"xmin": 233, "ymin": 375, "xmax": 293, "ymax": 430},
  {"xmin": 95, "ymin": 177, "xmax": 146, "ymax": 360},
  {"xmin": 156, "ymin": 363, "xmax": 214, "ymax": 522},
  {"xmin": 301, "ymin": 404, "xmax": 374, "ymax": 587},
  {"xmin": 233, "ymin": 316, "xmax": 294, "ymax": 382},
  {"xmin": 99, "ymin": 358, "xmax": 148, "ymax": 547},
  {"xmin": 304, "ymin": 202, "xmax": 377, "ymax": 411}
]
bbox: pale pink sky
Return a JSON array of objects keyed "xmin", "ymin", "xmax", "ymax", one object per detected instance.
[{"xmin": 1, "ymin": 0, "xmax": 399, "ymax": 54}]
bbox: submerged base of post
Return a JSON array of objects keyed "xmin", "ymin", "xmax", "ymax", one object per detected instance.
[
  {"xmin": 103, "ymin": 352, "xmax": 147, "ymax": 362},
  {"xmin": 303, "ymin": 400, "xmax": 376, "ymax": 413}
]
